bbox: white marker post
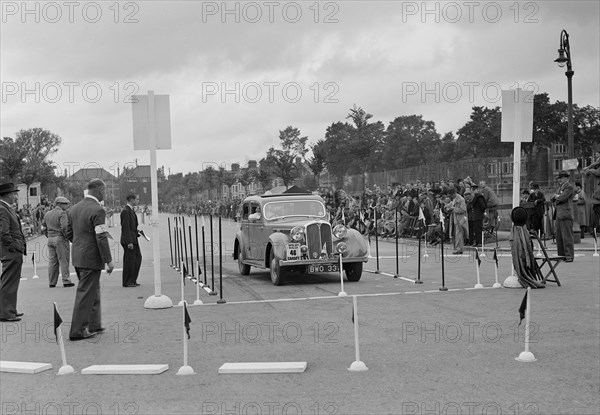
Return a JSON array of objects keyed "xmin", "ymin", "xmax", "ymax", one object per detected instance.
[
  {"xmin": 338, "ymin": 253, "xmax": 347, "ymax": 297},
  {"xmin": 176, "ymin": 302, "xmax": 194, "ymax": 375},
  {"xmin": 501, "ymin": 88, "xmax": 534, "ymax": 289},
  {"xmin": 194, "ymin": 258, "xmax": 203, "ymax": 306},
  {"xmin": 474, "ymin": 250, "xmax": 483, "ymax": 289},
  {"xmin": 348, "ymin": 295, "xmax": 368, "ymax": 372},
  {"xmin": 493, "ymin": 249, "xmax": 502, "ymax": 288},
  {"xmin": 133, "ymin": 91, "xmax": 173, "ymax": 309},
  {"xmin": 54, "ymin": 303, "xmax": 74, "ymax": 375},
  {"xmin": 516, "ymin": 287, "xmax": 537, "ymax": 362},
  {"xmin": 423, "ymin": 237, "xmax": 429, "ymax": 259},
  {"xmin": 177, "ymin": 265, "xmax": 185, "ymax": 307},
  {"xmin": 593, "ymin": 229, "xmax": 599, "ymax": 257},
  {"xmin": 32, "ymin": 252, "xmax": 39, "ymax": 279},
  {"xmin": 480, "ymin": 232, "xmax": 486, "ymax": 257},
  {"xmin": 535, "ymin": 230, "xmax": 542, "ymax": 257}
]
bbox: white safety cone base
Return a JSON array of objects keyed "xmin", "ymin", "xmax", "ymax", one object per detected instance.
[
  {"xmin": 348, "ymin": 361, "xmax": 369, "ymax": 372},
  {"xmin": 144, "ymin": 295, "xmax": 173, "ymax": 309},
  {"xmin": 176, "ymin": 365, "xmax": 195, "ymax": 376},
  {"xmin": 503, "ymin": 275, "xmax": 521, "ymax": 288},
  {"xmin": 57, "ymin": 365, "xmax": 75, "ymax": 376},
  {"xmin": 515, "ymin": 351, "xmax": 537, "ymax": 362}
]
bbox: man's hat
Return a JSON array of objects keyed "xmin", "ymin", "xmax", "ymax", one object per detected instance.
[
  {"xmin": 54, "ymin": 196, "xmax": 70, "ymax": 204},
  {"xmin": 511, "ymin": 206, "xmax": 528, "ymax": 227},
  {"xmin": 557, "ymin": 170, "xmax": 570, "ymax": 178},
  {"xmin": 0, "ymin": 182, "xmax": 19, "ymax": 195}
]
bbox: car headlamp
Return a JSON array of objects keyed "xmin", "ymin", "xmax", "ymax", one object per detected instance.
[
  {"xmin": 336, "ymin": 242, "xmax": 348, "ymax": 254},
  {"xmin": 290, "ymin": 226, "xmax": 305, "ymax": 242},
  {"xmin": 333, "ymin": 224, "xmax": 347, "ymax": 239}
]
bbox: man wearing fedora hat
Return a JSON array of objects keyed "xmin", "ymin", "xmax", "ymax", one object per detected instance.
[
  {"xmin": 42, "ymin": 196, "xmax": 75, "ymax": 288},
  {"xmin": 0, "ymin": 182, "xmax": 26, "ymax": 322},
  {"xmin": 552, "ymin": 170, "xmax": 575, "ymax": 262}
]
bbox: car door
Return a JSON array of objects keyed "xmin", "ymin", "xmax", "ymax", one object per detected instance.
[
  {"xmin": 247, "ymin": 202, "xmax": 265, "ymax": 261},
  {"xmin": 240, "ymin": 202, "xmax": 252, "ymax": 260}
]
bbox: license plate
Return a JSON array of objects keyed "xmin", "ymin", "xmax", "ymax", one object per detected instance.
[
  {"xmin": 286, "ymin": 243, "xmax": 301, "ymax": 260},
  {"xmin": 308, "ymin": 263, "xmax": 339, "ymax": 274}
]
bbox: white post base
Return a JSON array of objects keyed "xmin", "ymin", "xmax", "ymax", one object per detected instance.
[
  {"xmin": 144, "ymin": 295, "xmax": 173, "ymax": 309},
  {"xmin": 32, "ymin": 275, "xmax": 39, "ymax": 279},
  {"xmin": 338, "ymin": 291, "xmax": 347, "ymax": 297},
  {"xmin": 503, "ymin": 275, "xmax": 521, "ymax": 288},
  {"xmin": 176, "ymin": 365, "xmax": 195, "ymax": 376},
  {"xmin": 492, "ymin": 282, "xmax": 503, "ymax": 288},
  {"xmin": 176, "ymin": 300, "xmax": 185, "ymax": 307},
  {"xmin": 474, "ymin": 283, "xmax": 484, "ymax": 289},
  {"xmin": 193, "ymin": 299, "xmax": 204, "ymax": 305},
  {"xmin": 57, "ymin": 365, "xmax": 75, "ymax": 376},
  {"xmin": 348, "ymin": 361, "xmax": 368, "ymax": 372},
  {"xmin": 515, "ymin": 351, "xmax": 537, "ymax": 362}
]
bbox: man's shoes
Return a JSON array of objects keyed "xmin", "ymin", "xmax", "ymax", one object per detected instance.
[
  {"xmin": 452, "ymin": 251, "xmax": 463, "ymax": 255},
  {"xmin": 69, "ymin": 330, "xmax": 97, "ymax": 341},
  {"xmin": 0, "ymin": 317, "xmax": 21, "ymax": 322},
  {"xmin": 49, "ymin": 285, "xmax": 56, "ymax": 288},
  {"xmin": 564, "ymin": 258, "xmax": 574, "ymax": 262},
  {"xmin": 63, "ymin": 282, "xmax": 75, "ymax": 287},
  {"xmin": 89, "ymin": 327, "xmax": 106, "ymax": 333},
  {"xmin": 15, "ymin": 312, "xmax": 24, "ymax": 317},
  {"xmin": 124, "ymin": 284, "xmax": 137, "ymax": 287},
  {"xmin": 134, "ymin": 283, "xmax": 140, "ymax": 286}
]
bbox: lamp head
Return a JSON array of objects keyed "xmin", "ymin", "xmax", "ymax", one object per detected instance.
[{"xmin": 554, "ymin": 48, "xmax": 568, "ymax": 67}]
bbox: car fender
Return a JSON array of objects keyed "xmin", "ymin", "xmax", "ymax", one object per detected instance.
[
  {"xmin": 268, "ymin": 232, "xmax": 289, "ymax": 262},
  {"xmin": 233, "ymin": 233, "xmax": 242, "ymax": 260},
  {"xmin": 336, "ymin": 228, "xmax": 369, "ymax": 259}
]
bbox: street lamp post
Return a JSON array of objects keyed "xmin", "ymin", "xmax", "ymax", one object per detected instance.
[
  {"xmin": 554, "ymin": 29, "xmax": 575, "ymax": 173},
  {"xmin": 554, "ymin": 29, "xmax": 580, "ymax": 241}
]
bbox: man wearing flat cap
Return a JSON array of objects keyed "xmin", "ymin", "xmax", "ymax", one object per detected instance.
[
  {"xmin": 42, "ymin": 196, "xmax": 74, "ymax": 288},
  {"xmin": 0, "ymin": 183, "xmax": 26, "ymax": 322},
  {"xmin": 526, "ymin": 183, "xmax": 546, "ymax": 237},
  {"xmin": 551, "ymin": 171, "xmax": 575, "ymax": 262}
]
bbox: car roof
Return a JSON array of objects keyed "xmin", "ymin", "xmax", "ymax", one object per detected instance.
[{"xmin": 242, "ymin": 193, "xmax": 324, "ymax": 205}]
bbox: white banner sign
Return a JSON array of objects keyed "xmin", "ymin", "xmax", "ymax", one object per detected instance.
[
  {"xmin": 132, "ymin": 94, "xmax": 172, "ymax": 150},
  {"xmin": 501, "ymin": 88, "xmax": 534, "ymax": 143}
]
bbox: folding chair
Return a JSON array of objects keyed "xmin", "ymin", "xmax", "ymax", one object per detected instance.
[{"xmin": 531, "ymin": 232, "xmax": 563, "ymax": 286}]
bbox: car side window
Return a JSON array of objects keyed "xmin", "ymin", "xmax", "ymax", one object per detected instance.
[{"xmin": 242, "ymin": 203, "xmax": 249, "ymax": 221}]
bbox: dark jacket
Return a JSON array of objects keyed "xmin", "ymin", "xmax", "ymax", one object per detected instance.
[
  {"xmin": 120, "ymin": 205, "xmax": 139, "ymax": 246},
  {"xmin": 67, "ymin": 197, "xmax": 112, "ymax": 270},
  {"xmin": 0, "ymin": 201, "xmax": 26, "ymax": 258},
  {"xmin": 467, "ymin": 193, "xmax": 487, "ymax": 222}
]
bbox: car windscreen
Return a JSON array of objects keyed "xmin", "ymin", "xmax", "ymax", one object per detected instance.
[{"xmin": 263, "ymin": 200, "xmax": 326, "ymax": 220}]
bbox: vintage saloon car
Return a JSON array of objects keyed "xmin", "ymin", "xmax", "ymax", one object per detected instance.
[{"xmin": 233, "ymin": 190, "xmax": 369, "ymax": 285}]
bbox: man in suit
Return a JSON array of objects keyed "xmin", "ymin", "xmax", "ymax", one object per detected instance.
[
  {"xmin": 0, "ymin": 183, "xmax": 26, "ymax": 322},
  {"xmin": 526, "ymin": 184, "xmax": 546, "ymax": 237},
  {"xmin": 42, "ymin": 196, "xmax": 75, "ymax": 288},
  {"xmin": 552, "ymin": 171, "xmax": 575, "ymax": 262},
  {"xmin": 67, "ymin": 179, "xmax": 114, "ymax": 340},
  {"xmin": 120, "ymin": 193, "xmax": 142, "ymax": 287}
]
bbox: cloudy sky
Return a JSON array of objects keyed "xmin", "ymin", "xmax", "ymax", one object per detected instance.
[{"xmin": 1, "ymin": 1, "xmax": 599, "ymax": 177}]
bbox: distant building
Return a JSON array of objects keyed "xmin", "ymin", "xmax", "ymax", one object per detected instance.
[
  {"xmin": 17, "ymin": 182, "xmax": 41, "ymax": 207},
  {"xmin": 67, "ymin": 168, "xmax": 119, "ymax": 207},
  {"xmin": 120, "ymin": 165, "xmax": 151, "ymax": 205}
]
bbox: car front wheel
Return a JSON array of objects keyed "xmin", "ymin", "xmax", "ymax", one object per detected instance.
[
  {"xmin": 238, "ymin": 245, "xmax": 251, "ymax": 275},
  {"xmin": 344, "ymin": 262, "xmax": 363, "ymax": 282},
  {"xmin": 269, "ymin": 249, "xmax": 285, "ymax": 286}
]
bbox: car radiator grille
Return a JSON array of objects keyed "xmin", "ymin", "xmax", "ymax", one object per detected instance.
[{"xmin": 306, "ymin": 222, "xmax": 333, "ymax": 259}]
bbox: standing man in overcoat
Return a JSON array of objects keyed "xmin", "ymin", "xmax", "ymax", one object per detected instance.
[
  {"xmin": 42, "ymin": 196, "xmax": 75, "ymax": 288},
  {"xmin": 120, "ymin": 193, "xmax": 142, "ymax": 287},
  {"xmin": 0, "ymin": 183, "xmax": 26, "ymax": 322},
  {"xmin": 67, "ymin": 179, "xmax": 114, "ymax": 340},
  {"xmin": 551, "ymin": 171, "xmax": 575, "ymax": 262}
]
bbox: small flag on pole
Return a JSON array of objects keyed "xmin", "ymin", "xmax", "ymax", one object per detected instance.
[
  {"xmin": 351, "ymin": 303, "xmax": 355, "ymax": 324},
  {"xmin": 53, "ymin": 303, "xmax": 63, "ymax": 343},
  {"xmin": 493, "ymin": 248, "xmax": 499, "ymax": 267},
  {"xmin": 418, "ymin": 207, "xmax": 426, "ymax": 225},
  {"xmin": 475, "ymin": 248, "xmax": 482, "ymax": 268},
  {"xmin": 518, "ymin": 291, "xmax": 528, "ymax": 325},
  {"xmin": 182, "ymin": 264, "xmax": 188, "ymax": 284},
  {"xmin": 32, "ymin": 252, "xmax": 35, "ymax": 264},
  {"xmin": 184, "ymin": 302, "xmax": 191, "ymax": 339},
  {"xmin": 593, "ymin": 229, "xmax": 597, "ymax": 243}
]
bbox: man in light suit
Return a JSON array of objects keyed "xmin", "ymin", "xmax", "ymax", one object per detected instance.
[
  {"xmin": 42, "ymin": 196, "xmax": 75, "ymax": 288},
  {"xmin": 67, "ymin": 179, "xmax": 114, "ymax": 340},
  {"xmin": 120, "ymin": 193, "xmax": 142, "ymax": 287},
  {"xmin": 552, "ymin": 170, "xmax": 575, "ymax": 262},
  {"xmin": 0, "ymin": 183, "xmax": 26, "ymax": 322}
]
